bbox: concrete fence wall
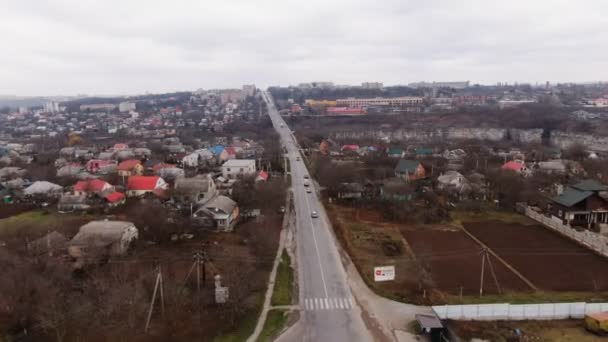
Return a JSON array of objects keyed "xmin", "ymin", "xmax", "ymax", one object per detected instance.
[
  {"xmin": 433, "ymin": 302, "xmax": 608, "ymax": 320},
  {"xmin": 525, "ymin": 208, "xmax": 608, "ymax": 257}
]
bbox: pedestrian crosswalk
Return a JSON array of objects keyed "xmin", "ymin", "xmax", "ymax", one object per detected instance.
[{"xmin": 304, "ymin": 297, "xmax": 354, "ymax": 311}]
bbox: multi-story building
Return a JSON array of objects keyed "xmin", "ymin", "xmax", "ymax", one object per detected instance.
[
  {"xmin": 409, "ymin": 81, "xmax": 470, "ymax": 89},
  {"xmin": 118, "ymin": 101, "xmax": 136, "ymax": 113},
  {"xmin": 336, "ymin": 97, "xmax": 424, "ymax": 107},
  {"xmin": 361, "ymin": 82, "xmax": 383, "ymax": 89},
  {"xmin": 242, "ymin": 85, "xmax": 256, "ymax": 97},
  {"xmin": 80, "ymin": 103, "xmax": 117, "ymax": 112}
]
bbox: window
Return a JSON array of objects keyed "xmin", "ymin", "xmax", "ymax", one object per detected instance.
[
  {"xmin": 240, "ymin": 168, "xmax": 244, "ymax": 172},
  {"xmin": 226, "ymin": 168, "xmax": 231, "ymax": 172},
  {"xmin": 558, "ymin": 210, "xmax": 563, "ymax": 217}
]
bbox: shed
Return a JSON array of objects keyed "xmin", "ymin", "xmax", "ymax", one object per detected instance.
[
  {"xmin": 415, "ymin": 314, "xmax": 445, "ymax": 342},
  {"xmin": 69, "ymin": 220, "xmax": 138, "ymax": 259}
]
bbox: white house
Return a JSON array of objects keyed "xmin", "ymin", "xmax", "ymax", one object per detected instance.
[
  {"xmin": 221, "ymin": 159, "xmax": 256, "ymax": 179},
  {"xmin": 182, "ymin": 149, "xmax": 214, "ymax": 168}
]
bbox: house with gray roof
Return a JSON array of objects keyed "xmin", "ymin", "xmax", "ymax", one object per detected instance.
[
  {"xmin": 193, "ymin": 195, "xmax": 239, "ymax": 231},
  {"xmin": 550, "ymin": 179, "xmax": 608, "ymax": 229}
]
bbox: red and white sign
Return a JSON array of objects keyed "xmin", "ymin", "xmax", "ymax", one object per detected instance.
[{"xmin": 374, "ymin": 266, "xmax": 395, "ymax": 282}]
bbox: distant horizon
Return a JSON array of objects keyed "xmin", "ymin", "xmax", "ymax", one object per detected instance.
[{"xmin": 1, "ymin": 79, "xmax": 606, "ymax": 99}]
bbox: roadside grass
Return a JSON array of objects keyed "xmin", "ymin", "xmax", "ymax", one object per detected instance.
[
  {"xmin": 271, "ymin": 250, "xmax": 293, "ymax": 306},
  {"xmin": 256, "ymin": 310, "xmax": 288, "ymax": 342},
  {"xmin": 213, "ymin": 292, "xmax": 264, "ymax": 342}
]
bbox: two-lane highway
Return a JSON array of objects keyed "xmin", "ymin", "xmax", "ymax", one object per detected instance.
[{"xmin": 261, "ymin": 91, "xmax": 373, "ymax": 341}]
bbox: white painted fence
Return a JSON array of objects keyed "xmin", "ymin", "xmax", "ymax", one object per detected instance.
[
  {"xmin": 433, "ymin": 302, "xmax": 608, "ymax": 320},
  {"xmin": 525, "ymin": 208, "xmax": 608, "ymax": 257}
]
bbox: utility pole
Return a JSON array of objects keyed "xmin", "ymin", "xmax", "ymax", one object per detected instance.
[
  {"xmin": 479, "ymin": 249, "xmax": 486, "ymax": 297},
  {"xmin": 145, "ymin": 265, "xmax": 165, "ymax": 332},
  {"xmin": 479, "ymin": 248, "xmax": 501, "ymax": 297}
]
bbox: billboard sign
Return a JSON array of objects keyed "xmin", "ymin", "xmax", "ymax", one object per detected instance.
[{"xmin": 374, "ymin": 266, "xmax": 395, "ymax": 282}]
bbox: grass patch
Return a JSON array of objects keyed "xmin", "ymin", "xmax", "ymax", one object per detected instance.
[
  {"xmin": 257, "ymin": 310, "xmax": 288, "ymax": 342},
  {"xmin": 271, "ymin": 250, "xmax": 293, "ymax": 306},
  {"xmin": 451, "ymin": 209, "xmax": 534, "ymax": 226},
  {"xmin": 0, "ymin": 210, "xmax": 91, "ymax": 237},
  {"xmin": 213, "ymin": 292, "xmax": 264, "ymax": 342}
]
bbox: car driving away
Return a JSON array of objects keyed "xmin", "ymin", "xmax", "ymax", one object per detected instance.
[
  {"xmin": 306, "ymin": 188, "xmax": 312, "ymax": 193},
  {"xmin": 311, "ymin": 211, "xmax": 319, "ymax": 218},
  {"xmin": 304, "ymin": 175, "xmax": 309, "ymax": 179}
]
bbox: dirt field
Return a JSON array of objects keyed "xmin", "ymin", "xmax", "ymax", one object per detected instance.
[
  {"xmin": 465, "ymin": 221, "xmax": 608, "ymax": 291},
  {"xmin": 402, "ymin": 228, "xmax": 530, "ymax": 296},
  {"xmin": 448, "ymin": 319, "xmax": 605, "ymax": 342}
]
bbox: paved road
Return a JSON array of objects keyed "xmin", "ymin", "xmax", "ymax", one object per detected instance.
[{"xmin": 261, "ymin": 91, "xmax": 374, "ymax": 341}]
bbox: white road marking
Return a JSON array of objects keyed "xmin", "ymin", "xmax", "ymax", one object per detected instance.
[
  {"xmin": 304, "ymin": 298, "xmax": 354, "ymax": 311},
  {"xmin": 303, "ymin": 178, "xmax": 330, "ymax": 298}
]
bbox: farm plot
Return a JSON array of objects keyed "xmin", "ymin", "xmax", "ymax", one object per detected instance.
[
  {"xmin": 465, "ymin": 221, "xmax": 608, "ymax": 291},
  {"xmin": 402, "ymin": 228, "xmax": 530, "ymax": 296}
]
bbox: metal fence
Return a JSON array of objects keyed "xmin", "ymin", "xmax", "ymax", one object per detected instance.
[
  {"xmin": 525, "ymin": 208, "xmax": 608, "ymax": 257},
  {"xmin": 433, "ymin": 302, "xmax": 608, "ymax": 320}
]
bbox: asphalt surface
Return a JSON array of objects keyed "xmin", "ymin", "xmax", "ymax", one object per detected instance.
[{"xmin": 261, "ymin": 91, "xmax": 374, "ymax": 341}]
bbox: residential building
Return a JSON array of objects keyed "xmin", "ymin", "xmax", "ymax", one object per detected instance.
[
  {"xmin": 79, "ymin": 103, "xmax": 117, "ymax": 112},
  {"xmin": 117, "ymin": 159, "xmax": 143, "ymax": 177},
  {"xmin": 126, "ymin": 176, "xmax": 168, "ymax": 197},
  {"xmin": 221, "ymin": 159, "xmax": 256, "ymax": 179},
  {"xmin": 174, "ymin": 174, "xmax": 218, "ymax": 204},
  {"xmin": 361, "ymin": 82, "xmax": 383, "ymax": 89},
  {"xmin": 336, "ymin": 97, "xmax": 424, "ymax": 107},
  {"xmin": 502, "ymin": 160, "xmax": 531, "ymax": 176},
  {"xmin": 193, "ymin": 195, "xmax": 239, "ymax": 231},
  {"xmin": 73, "ymin": 179, "xmax": 114, "ymax": 197},
  {"xmin": 242, "ymin": 84, "xmax": 256, "ymax": 97},
  {"xmin": 409, "ymin": 81, "xmax": 470, "ymax": 89},
  {"xmin": 327, "ymin": 107, "xmax": 365, "ymax": 116},
  {"xmin": 394, "ymin": 160, "xmax": 426, "ymax": 181},
  {"xmin": 68, "ymin": 221, "xmax": 138, "ymax": 259},
  {"xmin": 118, "ymin": 101, "xmax": 136, "ymax": 113},
  {"xmin": 550, "ymin": 180, "xmax": 608, "ymax": 229}
]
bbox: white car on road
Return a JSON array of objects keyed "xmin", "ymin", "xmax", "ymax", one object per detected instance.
[{"xmin": 311, "ymin": 211, "xmax": 319, "ymax": 218}]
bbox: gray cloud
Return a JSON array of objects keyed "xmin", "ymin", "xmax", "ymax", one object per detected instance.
[{"xmin": 1, "ymin": 0, "xmax": 607, "ymax": 95}]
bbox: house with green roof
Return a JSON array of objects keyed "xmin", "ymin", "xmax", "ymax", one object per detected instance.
[
  {"xmin": 394, "ymin": 159, "xmax": 426, "ymax": 182},
  {"xmin": 550, "ymin": 179, "xmax": 608, "ymax": 229},
  {"xmin": 415, "ymin": 148, "xmax": 433, "ymax": 158},
  {"xmin": 387, "ymin": 147, "xmax": 405, "ymax": 158}
]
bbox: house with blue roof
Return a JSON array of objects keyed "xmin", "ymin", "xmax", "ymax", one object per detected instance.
[{"xmin": 210, "ymin": 145, "xmax": 225, "ymax": 156}]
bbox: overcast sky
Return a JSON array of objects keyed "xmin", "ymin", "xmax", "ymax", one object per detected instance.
[{"xmin": 1, "ymin": 0, "xmax": 607, "ymax": 96}]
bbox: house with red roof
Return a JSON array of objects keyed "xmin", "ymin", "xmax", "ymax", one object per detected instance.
[
  {"xmin": 104, "ymin": 192, "xmax": 126, "ymax": 207},
  {"xmin": 502, "ymin": 160, "xmax": 531, "ymax": 176},
  {"xmin": 113, "ymin": 143, "xmax": 129, "ymax": 151},
  {"xmin": 341, "ymin": 144, "xmax": 360, "ymax": 152},
  {"xmin": 256, "ymin": 171, "xmax": 269, "ymax": 182},
  {"xmin": 73, "ymin": 179, "xmax": 114, "ymax": 197},
  {"xmin": 117, "ymin": 159, "xmax": 143, "ymax": 177},
  {"xmin": 126, "ymin": 176, "xmax": 168, "ymax": 198}
]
